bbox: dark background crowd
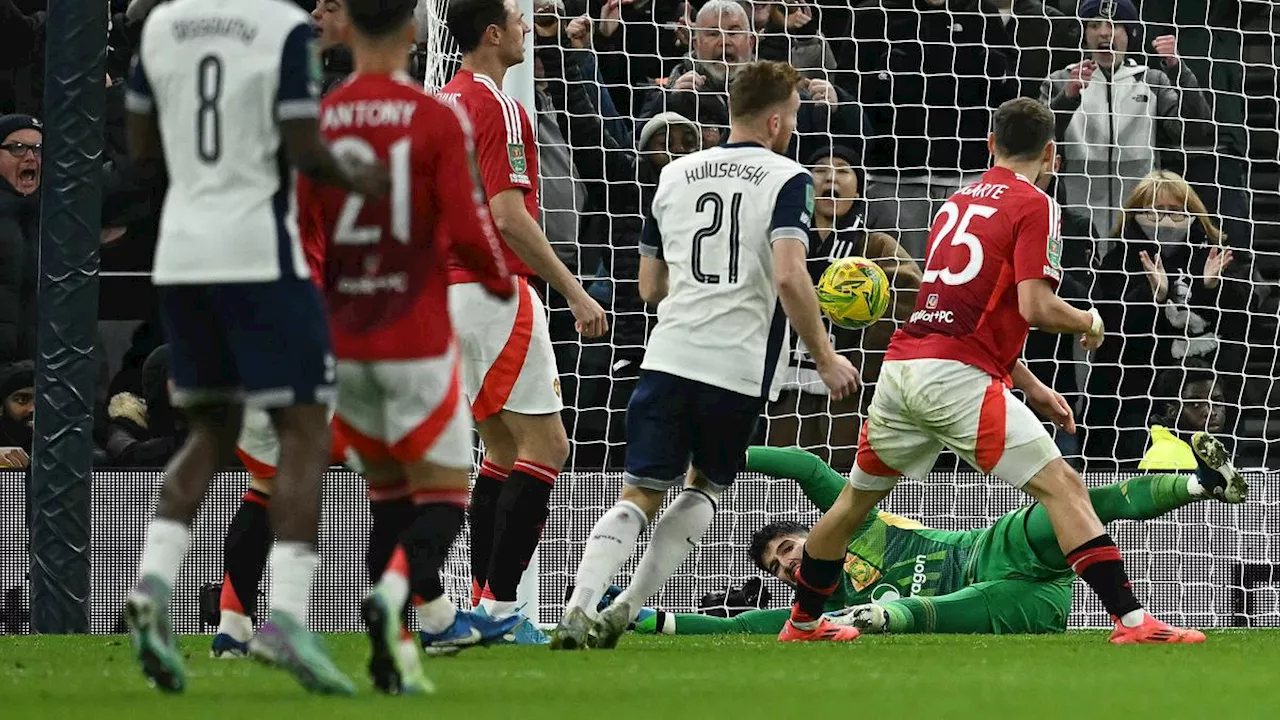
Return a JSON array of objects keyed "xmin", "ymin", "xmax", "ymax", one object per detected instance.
[{"xmin": 0, "ymin": 0, "xmax": 1276, "ymax": 473}]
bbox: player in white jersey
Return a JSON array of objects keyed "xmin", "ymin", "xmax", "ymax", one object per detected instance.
[
  {"xmin": 552, "ymin": 61, "xmax": 859, "ymax": 650},
  {"xmin": 122, "ymin": 0, "xmax": 386, "ymax": 695}
]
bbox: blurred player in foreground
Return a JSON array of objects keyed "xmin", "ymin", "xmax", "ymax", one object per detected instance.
[
  {"xmin": 784, "ymin": 97, "xmax": 1208, "ymax": 644},
  {"xmin": 633, "ymin": 444, "xmax": 1247, "ymax": 636},
  {"xmin": 553, "ymin": 61, "xmax": 859, "ymax": 650},
  {"xmin": 123, "ymin": 0, "xmax": 387, "ymax": 695},
  {"xmin": 305, "ymin": 0, "xmax": 518, "ymax": 692},
  {"xmin": 441, "ymin": 0, "xmax": 607, "ymax": 643},
  {"xmin": 211, "ymin": 0, "xmax": 354, "ymax": 659}
]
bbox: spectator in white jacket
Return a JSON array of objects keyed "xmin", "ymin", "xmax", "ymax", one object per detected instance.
[{"xmin": 1040, "ymin": 0, "xmax": 1211, "ymax": 247}]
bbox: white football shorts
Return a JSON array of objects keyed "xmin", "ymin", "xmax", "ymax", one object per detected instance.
[
  {"xmin": 851, "ymin": 358, "xmax": 1060, "ymax": 491},
  {"xmin": 449, "ymin": 277, "xmax": 562, "ymax": 422},
  {"xmin": 332, "ymin": 346, "xmax": 473, "ymax": 469}
]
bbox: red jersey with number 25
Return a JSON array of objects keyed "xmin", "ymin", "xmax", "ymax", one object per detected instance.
[
  {"xmin": 885, "ymin": 166, "xmax": 1062, "ymax": 383},
  {"xmin": 304, "ymin": 72, "xmax": 512, "ymax": 361},
  {"xmin": 439, "ymin": 69, "xmax": 537, "ymax": 283}
]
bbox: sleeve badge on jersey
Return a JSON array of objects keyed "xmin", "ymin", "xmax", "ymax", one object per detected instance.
[
  {"xmin": 507, "ymin": 143, "xmax": 527, "ymax": 173},
  {"xmin": 1047, "ymin": 234, "xmax": 1063, "ymax": 271},
  {"xmin": 844, "ymin": 553, "xmax": 882, "ymax": 593}
]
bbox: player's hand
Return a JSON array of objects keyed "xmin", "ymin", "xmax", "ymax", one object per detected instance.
[
  {"xmin": 672, "ymin": 70, "xmax": 706, "ymax": 92},
  {"xmin": 1152, "ymin": 34, "xmax": 1179, "ymax": 67},
  {"xmin": 346, "ymin": 159, "xmax": 391, "ymax": 198},
  {"xmin": 1202, "ymin": 246, "xmax": 1234, "ymax": 290},
  {"xmin": 1079, "ymin": 307, "xmax": 1104, "ymax": 352},
  {"xmin": 0, "ymin": 446, "xmax": 31, "ymax": 469},
  {"xmin": 1138, "ymin": 250, "xmax": 1169, "ymax": 303},
  {"xmin": 1065, "ymin": 60, "xmax": 1095, "ymax": 98},
  {"xmin": 1025, "ymin": 383, "xmax": 1076, "ymax": 434},
  {"xmin": 816, "ymin": 353, "xmax": 859, "ymax": 401},
  {"xmin": 570, "ymin": 294, "xmax": 608, "ymax": 338}
]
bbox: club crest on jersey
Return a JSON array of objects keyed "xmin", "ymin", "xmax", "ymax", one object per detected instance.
[
  {"xmin": 508, "ymin": 143, "xmax": 527, "ymax": 173},
  {"xmin": 844, "ymin": 553, "xmax": 882, "ymax": 592}
]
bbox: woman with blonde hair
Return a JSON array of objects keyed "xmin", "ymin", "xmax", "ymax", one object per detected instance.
[{"xmin": 1082, "ymin": 170, "xmax": 1250, "ymax": 468}]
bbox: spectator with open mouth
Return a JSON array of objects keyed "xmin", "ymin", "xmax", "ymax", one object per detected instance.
[{"xmin": 0, "ymin": 113, "xmax": 40, "ymax": 366}]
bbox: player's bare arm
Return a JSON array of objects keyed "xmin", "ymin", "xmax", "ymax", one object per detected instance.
[
  {"xmin": 1010, "ymin": 360, "xmax": 1076, "ymax": 433},
  {"xmin": 637, "ymin": 255, "xmax": 669, "ymax": 305},
  {"xmin": 488, "ymin": 188, "xmax": 608, "ymax": 337},
  {"xmin": 774, "ymin": 238, "xmax": 858, "ymax": 401},
  {"xmin": 1016, "ymin": 278, "xmax": 1104, "ymax": 350},
  {"xmin": 280, "ymin": 117, "xmax": 389, "ymax": 198}
]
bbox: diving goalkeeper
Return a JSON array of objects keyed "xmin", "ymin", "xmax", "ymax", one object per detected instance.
[{"xmin": 634, "ymin": 442, "xmax": 1247, "ymax": 636}]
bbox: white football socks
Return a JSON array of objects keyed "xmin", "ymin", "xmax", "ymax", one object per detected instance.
[
  {"xmin": 217, "ymin": 609, "xmax": 254, "ymax": 643},
  {"xmin": 479, "ymin": 598, "xmax": 517, "ymax": 619},
  {"xmin": 268, "ymin": 542, "xmax": 318, "ymax": 623},
  {"xmin": 566, "ymin": 500, "xmax": 648, "ymax": 614},
  {"xmin": 417, "ymin": 595, "xmax": 457, "ymax": 635},
  {"xmin": 137, "ymin": 518, "xmax": 189, "ymax": 592},
  {"xmin": 613, "ymin": 488, "xmax": 717, "ymax": 614}
]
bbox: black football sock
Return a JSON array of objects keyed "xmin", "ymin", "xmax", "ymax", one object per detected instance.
[
  {"xmin": 469, "ymin": 460, "xmax": 508, "ymax": 606},
  {"xmin": 219, "ymin": 488, "xmax": 272, "ymax": 620},
  {"xmin": 402, "ymin": 493, "xmax": 468, "ymax": 604},
  {"xmin": 791, "ymin": 549, "xmax": 843, "ymax": 626},
  {"xmin": 484, "ymin": 459, "xmax": 557, "ymax": 604},
  {"xmin": 1066, "ymin": 534, "xmax": 1143, "ymax": 621},
  {"xmin": 366, "ymin": 481, "xmax": 416, "ymax": 584}
]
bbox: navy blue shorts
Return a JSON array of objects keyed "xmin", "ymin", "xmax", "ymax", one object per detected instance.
[
  {"xmin": 624, "ymin": 370, "xmax": 764, "ymax": 489},
  {"xmin": 158, "ymin": 278, "xmax": 335, "ymax": 409}
]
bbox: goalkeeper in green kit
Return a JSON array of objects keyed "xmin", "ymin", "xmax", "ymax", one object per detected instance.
[{"xmin": 633, "ymin": 444, "xmax": 1247, "ymax": 636}]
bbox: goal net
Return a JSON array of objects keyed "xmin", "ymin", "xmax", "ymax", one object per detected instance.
[{"xmin": 405, "ymin": 0, "xmax": 1280, "ymax": 629}]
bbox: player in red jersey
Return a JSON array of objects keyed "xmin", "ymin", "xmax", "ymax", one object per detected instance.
[
  {"xmin": 781, "ymin": 98, "xmax": 1207, "ymax": 645},
  {"xmin": 440, "ymin": 0, "xmax": 607, "ymax": 639},
  {"xmin": 209, "ymin": 0, "xmax": 358, "ymax": 659},
  {"xmin": 302, "ymin": 0, "xmax": 519, "ymax": 692}
]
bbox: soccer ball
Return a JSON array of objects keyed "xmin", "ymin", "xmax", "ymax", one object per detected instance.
[{"xmin": 815, "ymin": 257, "xmax": 891, "ymax": 330}]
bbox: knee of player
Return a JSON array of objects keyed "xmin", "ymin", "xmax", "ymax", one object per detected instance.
[
  {"xmin": 618, "ymin": 484, "xmax": 667, "ymax": 520},
  {"xmin": 517, "ymin": 421, "xmax": 569, "ymax": 469}
]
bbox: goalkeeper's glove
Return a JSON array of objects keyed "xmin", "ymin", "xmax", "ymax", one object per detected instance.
[
  {"xmin": 631, "ymin": 608, "xmax": 670, "ymax": 635},
  {"xmin": 824, "ymin": 603, "xmax": 889, "ymax": 634}
]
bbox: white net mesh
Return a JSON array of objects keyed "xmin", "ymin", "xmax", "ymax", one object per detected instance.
[{"xmin": 414, "ymin": 0, "xmax": 1280, "ymax": 627}]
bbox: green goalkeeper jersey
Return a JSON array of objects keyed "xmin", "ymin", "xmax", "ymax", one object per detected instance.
[{"xmin": 830, "ymin": 509, "xmax": 977, "ymax": 608}]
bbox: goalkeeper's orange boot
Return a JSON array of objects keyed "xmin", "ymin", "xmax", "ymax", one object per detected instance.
[
  {"xmin": 778, "ymin": 618, "xmax": 861, "ymax": 643},
  {"xmin": 1109, "ymin": 613, "xmax": 1206, "ymax": 644}
]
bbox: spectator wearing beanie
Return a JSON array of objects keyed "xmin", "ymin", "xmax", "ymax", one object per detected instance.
[
  {"xmin": 1040, "ymin": 0, "xmax": 1212, "ymax": 244},
  {"xmin": 0, "ymin": 359, "xmax": 33, "ymax": 467},
  {"xmin": 0, "ymin": 114, "xmax": 40, "ymax": 365}
]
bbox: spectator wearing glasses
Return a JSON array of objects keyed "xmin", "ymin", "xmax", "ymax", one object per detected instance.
[
  {"xmin": 1082, "ymin": 170, "xmax": 1249, "ymax": 468},
  {"xmin": 0, "ymin": 114, "xmax": 40, "ymax": 365}
]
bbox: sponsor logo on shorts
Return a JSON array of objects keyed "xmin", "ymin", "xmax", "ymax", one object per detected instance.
[
  {"xmin": 926, "ymin": 293, "xmax": 938, "ymax": 309},
  {"xmin": 909, "ymin": 309, "xmax": 955, "ymax": 324}
]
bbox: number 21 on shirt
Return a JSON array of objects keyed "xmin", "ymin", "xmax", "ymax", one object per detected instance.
[
  {"xmin": 330, "ymin": 135, "xmax": 412, "ymax": 245},
  {"xmin": 922, "ymin": 201, "xmax": 996, "ymax": 286}
]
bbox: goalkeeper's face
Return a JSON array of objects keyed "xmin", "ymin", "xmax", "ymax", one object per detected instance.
[{"xmin": 761, "ymin": 532, "xmax": 807, "ymax": 587}]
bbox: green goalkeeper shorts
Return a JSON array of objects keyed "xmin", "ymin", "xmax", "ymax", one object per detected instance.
[{"xmin": 965, "ymin": 506, "xmax": 1074, "ymax": 634}]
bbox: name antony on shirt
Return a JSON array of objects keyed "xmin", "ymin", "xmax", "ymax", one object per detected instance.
[
  {"xmin": 683, "ymin": 160, "xmax": 769, "ymax": 186},
  {"xmin": 322, "ymin": 100, "xmax": 418, "ymax": 131}
]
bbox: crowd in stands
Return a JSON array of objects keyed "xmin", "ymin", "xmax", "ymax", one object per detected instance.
[{"xmin": 0, "ymin": 0, "xmax": 1273, "ymax": 472}]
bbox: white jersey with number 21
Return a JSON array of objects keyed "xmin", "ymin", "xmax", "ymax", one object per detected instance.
[{"xmin": 639, "ymin": 142, "xmax": 815, "ymax": 400}]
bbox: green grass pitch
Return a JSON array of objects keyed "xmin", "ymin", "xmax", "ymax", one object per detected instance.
[{"xmin": 2, "ymin": 632, "xmax": 1276, "ymax": 719}]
